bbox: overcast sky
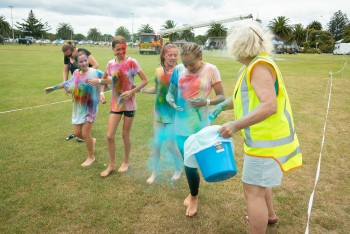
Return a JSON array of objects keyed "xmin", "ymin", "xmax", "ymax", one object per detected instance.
[{"xmin": 0, "ymin": 0, "xmax": 349, "ymax": 37}]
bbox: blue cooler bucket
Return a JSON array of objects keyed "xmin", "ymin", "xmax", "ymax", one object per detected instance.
[{"xmin": 194, "ymin": 141, "xmax": 237, "ymax": 182}]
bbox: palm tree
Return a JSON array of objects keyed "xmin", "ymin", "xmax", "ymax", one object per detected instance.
[
  {"xmin": 206, "ymin": 23, "xmax": 227, "ymax": 37},
  {"xmin": 307, "ymin": 21, "xmax": 322, "ymax": 30},
  {"xmin": 268, "ymin": 16, "xmax": 292, "ymax": 43},
  {"xmin": 161, "ymin": 20, "xmax": 179, "ymax": 41},
  {"xmin": 56, "ymin": 23, "xmax": 74, "ymax": 40},
  {"xmin": 290, "ymin": 24, "xmax": 306, "ymax": 46},
  {"xmin": 180, "ymin": 29, "xmax": 195, "ymax": 42},
  {"xmin": 138, "ymin": 24, "xmax": 154, "ymax": 34},
  {"xmin": 0, "ymin": 16, "xmax": 11, "ymax": 37},
  {"xmin": 87, "ymin": 28, "xmax": 102, "ymax": 42},
  {"xmin": 115, "ymin": 26, "xmax": 131, "ymax": 41}
]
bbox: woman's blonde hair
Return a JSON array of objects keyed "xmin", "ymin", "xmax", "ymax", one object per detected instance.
[{"xmin": 226, "ymin": 20, "xmax": 274, "ymax": 59}]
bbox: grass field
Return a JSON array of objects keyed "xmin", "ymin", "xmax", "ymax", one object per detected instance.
[{"xmin": 0, "ymin": 44, "xmax": 349, "ymax": 233}]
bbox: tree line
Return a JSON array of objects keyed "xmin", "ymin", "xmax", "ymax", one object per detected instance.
[{"xmin": 1, "ymin": 9, "xmax": 349, "ymax": 53}]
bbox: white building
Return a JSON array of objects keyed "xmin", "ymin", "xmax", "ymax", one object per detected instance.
[{"xmin": 333, "ymin": 40, "xmax": 350, "ymax": 55}]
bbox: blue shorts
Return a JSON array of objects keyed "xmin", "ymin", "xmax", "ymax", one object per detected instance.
[{"xmin": 242, "ymin": 154, "xmax": 283, "ymax": 187}]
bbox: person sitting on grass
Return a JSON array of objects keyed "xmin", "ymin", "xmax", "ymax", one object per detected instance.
[{"xmin": 44, "ymin": 51, "xmax": 105, "ymax": 167}]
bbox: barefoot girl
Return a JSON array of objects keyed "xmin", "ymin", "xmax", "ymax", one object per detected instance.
[
  {"xmin": 98, "ymin": 36, "xmax": 148, "ymax": 176},
  {"xmin": 44, "ymin": 51, "xmax": 104, "ymax": 167},
  {"xmin": 139, "ymin": 42, "xmax": 183, "ymax": 184}
]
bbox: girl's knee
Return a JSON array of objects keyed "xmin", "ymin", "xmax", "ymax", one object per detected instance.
[{"xmin": 106, "ymin": 134, "xmax": 115, "ymax": 141}]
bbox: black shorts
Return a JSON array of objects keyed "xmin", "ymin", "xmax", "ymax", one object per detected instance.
[{"xmin": 110, "ymin": 110, "xmax": 135, "ymax": 117}]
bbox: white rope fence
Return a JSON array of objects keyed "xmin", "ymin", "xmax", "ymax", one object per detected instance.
[
  {"xmin": 0, "ymin": 91, "xmax": 111, "ymax": 115},
  {"xmin": 305, "ymin": 59, "xmax": 347, "ymax": 234},
  {"xmin": 0, "ymin": 100, "xmax": 71, "ymax": 114}
]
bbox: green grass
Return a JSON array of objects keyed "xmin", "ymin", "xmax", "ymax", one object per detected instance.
[{"xmin": 0, "ymin": 44, "xmax": 349, "ymax": 233}]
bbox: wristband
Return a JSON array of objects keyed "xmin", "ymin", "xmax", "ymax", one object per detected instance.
[
  {"xmin": 140, "ymin": 89, "xmax": 143, "ymax": 93},
  {"xmin": 98, "ymin": 79, "xmax": 101, "ymax": 84},
  {"xmin": 206, "ymin": 99, "xmax": 211, "ymax": 106},
  {"xmin": 100, "ymin": 92, "xmax": 104, "ymax": 95}
]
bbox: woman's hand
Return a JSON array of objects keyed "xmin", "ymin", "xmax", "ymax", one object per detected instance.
[{"xmin": 218, "ymin": 121, "xmax": 237, "ymax": 138}]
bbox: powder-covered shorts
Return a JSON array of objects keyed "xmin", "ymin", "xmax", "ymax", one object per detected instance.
[{"xmin": 242, "ymin": 154, "xmax": 283, "ymax": 187}]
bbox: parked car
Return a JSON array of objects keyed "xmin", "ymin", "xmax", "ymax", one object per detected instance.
[
  {"xmin": 18, "ymin": 38, "xmax": 32, "ymax": 44},
  {"xmin": 286, "ymin": 48, "xmax": 298, "ymax": 54}
]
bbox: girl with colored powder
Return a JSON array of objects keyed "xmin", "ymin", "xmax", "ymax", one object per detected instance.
[
  {"xmin": 44, "ymin": 51, "xmax": 104, "ymax": 167},
  {"xmin": 139, "ymin": 42, "xmax": 183, "ymax": 184},
  {"xmin": 166, "ymin": 42, "xmax": 225, "ymax": 216},
  {"xmin": 95, "ymin": 36, "xmax": 148, "ymax": 177}
]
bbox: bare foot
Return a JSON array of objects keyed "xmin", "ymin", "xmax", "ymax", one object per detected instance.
[
  {"xmin": 100, "ymin": 165, "xmax": 115, "ymax": 177},
  {"xmin": 118, "ymin": 162, "xmax": 129, "ymax": 173},
  {"xmin": 183, "ymin": 194, "xmax": 192, "ymax": 207},
  {"xmin": 146, "ymin": 172, "xmax": 157, "ymax": 184},
  {"xmin": 172, "ymin": 169, "xmax": 182, "ymax": 181},
  {"xmin": 186, "ymin": 195, "xmax": 198, "ymax": 217},
  {"xmin": 81, "ymin": 157, "xmax": 95, "ymax": 167}
]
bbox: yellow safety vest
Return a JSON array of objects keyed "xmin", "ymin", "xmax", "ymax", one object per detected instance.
[{"xmin": 233, "ymin": 54, "xmax": 302, "ymax": 172}]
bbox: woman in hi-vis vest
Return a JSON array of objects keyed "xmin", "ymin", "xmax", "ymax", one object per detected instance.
[{"xmin": 210, "ymin": 21, "xmax": 302, "ymax": 234}]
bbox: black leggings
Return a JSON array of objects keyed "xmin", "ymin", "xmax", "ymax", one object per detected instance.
[
  {"xmin": 185, "ymin": 166, "xmax": 200, "ymax": 196},
  {"xmin": 177, "ymin": 136, "xmax": 200, "ymax": 196}
]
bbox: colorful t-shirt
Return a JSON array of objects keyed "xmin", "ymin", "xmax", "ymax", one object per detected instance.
[
  {"xmin": 170, "ymin": 63, "xmax": 221, "ymax": 136},
  {"xmin": 154, "ymin": 67, "xmax": 175, "ymax": 123},
  {"xmin": 106, "ymin": 57, "xmax": 141, "ymax": 112},
  {"xmin": 62, "ymin": 68, "xmax": 103, "ymax": 124}
]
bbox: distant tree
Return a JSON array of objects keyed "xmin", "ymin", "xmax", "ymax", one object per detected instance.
[
  {"xmin": 268, "ymin": 16, "xmax": 292, "ymax": 43},
  {"xmin": 74, "ymin": 33, "xmax": 86, "ymax": 41},
  {"xmin": 180, "ymin": 29, "xmax": 195, "ymax": 42},
  {"xmin": 194, "ymin": 35, "xmax": 207, "ymax": 45},
  {"xmin": 161, "ymin": 20, "xmax": 179, "ymax": 42},
  {"xmin": 307, "ymin": 21, "xmax": 322, "ymax": 30},
  {"xmin": 342, "ymin": 24, "xmax": 350, "ymax": 42},
  {"xmin": 15, "ymin": 10, "xmax": 51, "ymax": 38},
  {"xmin": 87, "ymin": 28, "xmax": 102, "ymax": 42},
  {"xmin": 290, "ymin": 24, "xmax": 306, "ymax": 46},
  {"xmin": 327, "ymin": 10, "xmax": 349, "ymax": 41},
  {"xmin": 138, "ymin": 24, "xmax": 154, "ymax": 34},
  {"xmin": 0, "ymin": 16, "xmax": 11, "ymax": 37},
  {"xmin": 206, "ymin": 23, "xmax": 227, "ymax": 37},
  {"xmin": 56, "ymin": 23, "xmax": 74, "ymax": 40},
  {"xmin": 115, "ymin": 26, "xmax": 131, "ymax": 41},
  {"xmin": 103, "ymin": 34, "xmax": 113, "ymax": 42},
  {"xmin": 305, "ymin": 29, "xmax": 334, "ymax": 53}
]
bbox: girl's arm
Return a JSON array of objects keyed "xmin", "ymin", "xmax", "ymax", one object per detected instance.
[
  {"xmin": 166, "ymin": 83, "xmax": 183, "ymax": 111},
  {"xmin": 140, "ymin": 83, "xmax": 156, "ymax": 94},
  {"xmin": 44, "ymin": 84, "xmax": 64, "ymax": 94},
  {"xmin": 99, "ymin": 71, "xmax": 110, "ymax": 104}
]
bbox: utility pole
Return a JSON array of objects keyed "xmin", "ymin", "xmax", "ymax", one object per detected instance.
[
  {"xmin": 8, "ymin": 5, "xmax": 14, "ymax": 42},
  {"xmin": 131, "ymin": 13, "xmax": 134, "ymax": 47}
]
